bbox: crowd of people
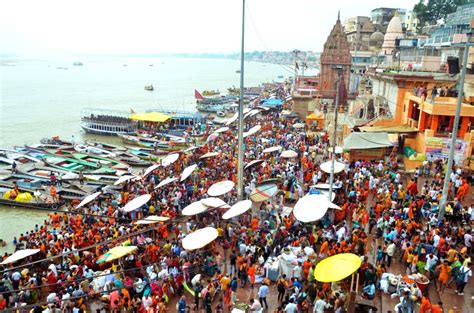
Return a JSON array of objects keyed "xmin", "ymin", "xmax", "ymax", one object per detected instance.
[{"xmin": 0, "ymin": 98, "xmax": 472, "ymax": 313}]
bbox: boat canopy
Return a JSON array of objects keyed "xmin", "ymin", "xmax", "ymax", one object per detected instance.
[
  {"xmin": 260, "ymin": 99, "xmax": 283, "ymax": 107},
  {"xmin": 130, "ymin": 112, "xmax": 171, "ymax": 123}
]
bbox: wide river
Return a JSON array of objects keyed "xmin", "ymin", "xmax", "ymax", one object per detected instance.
[{"xmin": 0, "ymin": 56, "xmax": 313, "ymax": 252}]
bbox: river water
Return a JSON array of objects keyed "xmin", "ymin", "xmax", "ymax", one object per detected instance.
[{"xmin": 0, "ymin": 56, "xmax": 308, "ymax": 252}]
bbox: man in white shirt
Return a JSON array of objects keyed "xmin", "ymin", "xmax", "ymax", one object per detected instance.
[
  {"xmin": 249, "ymin": 298, "xmax": 262, "ymax": 311},
  {"xmin": 313, "ymin": 296, "xmax": 331, "ymax": 313},
  {"xmin": 455, "ymin": 263, "xmax": 471, "ymax": 295},
  {"xmin": 386, "ymin": 241, "xmax": 396, "ymax": 267},
  {"xmin": 465, "ymin": 231, "xmax": 473, "ymax": 254},
  {"xmin": 284, "ymin": 299, "xmax": 297, "ymax": 313}
]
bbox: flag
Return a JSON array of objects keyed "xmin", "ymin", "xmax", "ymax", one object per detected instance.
[
  {"xmin": 295, "ymin": 62, "xmax": 299, "ymax": 71},
  {"xmin": 194, "ymin": 89, "xmax": 204, "ymax": 100}
]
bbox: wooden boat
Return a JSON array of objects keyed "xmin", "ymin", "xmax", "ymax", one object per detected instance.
[
  {"xmin": 71, "ymin": 153, "xmax": 129, "ymax": 171},
  {"xmin": 80, "ymin": 108, "xmax": 138, "ymax": 136},
  {"xmin": 0, "ymin": 193, "xmax": 63, "ymax": 210},
  {"xmin": 74, "ymin": 144, "xmax": 117, "ymax": 158},
  {"xmin": 202, "ymin": 90, "xmax": 220, "ymax": 96},
  {"xmin": 83, "ymin": 174, "xmax": 119, "ymax": 185},
  {"xmin": 118, "ymin": 134, "xmax": 181, "ymax": 151},
  {"xmin": 128, "ymin": 149, "xmax": 160, "ymax": 161},
  {"xmin": 144, "ymin": 85, "xmax": 154, "ymax": 91},
  {"xmin": 42, "ymin": 154, "xmax": 116, "ymax": 174},
  {"xmin": 84, "ymin": 140, "xmax": 127, "ymax": 152},
  {"xmin": 112, "ymin": 151, "xmax": 153, "ymax": 167}
]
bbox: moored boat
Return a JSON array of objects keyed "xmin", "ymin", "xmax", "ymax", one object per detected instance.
[
  {"xmin": 80, "ymin": 108, "xmax": 138, "ymax": 136},
  {"xmin": 43, "ymin": 154, "xmax": 116, "ymax": 174},
  {"xmin": 74, "ymin": 144, "xmax": 117, "ymax": 158},
  {"xmin": 71, "ymin": 153, "xmax": 129, "ymax": 171}
]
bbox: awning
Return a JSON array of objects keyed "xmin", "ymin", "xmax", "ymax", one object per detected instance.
[
  {"xmin": 343, "ymin": 132, "xmax": 393, "ymax": 150},
  {"xmin": 358, "ymin": 125, "xmax": 417, "ymax": 133},
  {"xmin": 130, "ymin": 112, "xmax": 170, "ymax": 123},
  {"xmin": 260, "ymin": 99, "xmax": 283, "ymax": 107}
]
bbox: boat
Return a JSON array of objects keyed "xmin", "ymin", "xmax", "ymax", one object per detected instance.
[
  {"xmin": 145, "ymin": 85, "xmax": 154, "ymax": 91},
  {"xmin": 196, "ymin": 103, "xmax": 225, "ymax": 113},
  {"xmin": 84, "ymin": 140, "xmax": 127, "ymax": 152},
  {"xmin": 127, "ymin": 148, "xmax": 161, "ymax": 161},
  {"xmin": 236, "ymin": 70, "xmax": 241, "ymax": 73},
  {"xmin": 73, "ymin": 62, "xmax": 83, "ymax": 66},
  {"xmin": 83, "ymin": 174, "xmax": 120, "ymax": 185},
  {"xmin": 0, "ymin": 188, "xmax": 63, "ymax": 209},
  {"xmin": 118, "ymin": 134, "xmax": 181, "ymax": 151},
  {"xmin": 80, "ymin": 108, "xmax": 138, "ymax": 136},
  {"xmin": 74, "ymin": 144, "xmax": 116, "ymax": 158},
  {"xmin": 42, "ymin": 154, "xmax": 116, "ymax": 174},
  {"xmin": 216, "ymin": 111, "xmax": 226, "ymax": 117},
  {"xmin": 141, "ymin": 132, "xmax": 187, "ymax": 146},
  {"xmin": 71, "ymin": 153, "xmax": 129, "ymax": 171},
  {"xmin": 202, "ymin": 90, "xmax": 220, "ymax": 96}
]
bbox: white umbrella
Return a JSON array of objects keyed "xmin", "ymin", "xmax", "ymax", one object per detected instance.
[
  {"xmin": 135, "ymin": 215, "xmax": 170, "ymax": 224},
  {"xmin": 243, "ymin": 108, "xmax": 252, "ymax": 114},
  {"xmin": 293, "ymin": 123, "xmax": 305, "ymax": 129},
  {"xmin": 293, "ymin": 194, "xmax": 329, "ymax": 223},
  {"xmin": 123, "ymin": 194, "xmax": 151, "ymax": 212},
  {"xmin": 246, "ymin": 125, "xmax": 261, "ymax": 136},
  {"xmin": 222, "ymin": 200, "xmax": 252, "ymax": 219},
  {"xmin": 155, "ymin": 177, "xmax": 178, "ymax": 189},
  {"xmin": 207, "ymin": 180, "xmax": 235, "ymax": 197},
  {"xmin": 77, "ymin": 191, "xmax": 101, "ymax": 208},
  {"xmin": 263, "ymin": 146, "xmax": 282, "ymax": 154},
  {"xmin": 320, "ymin": 161, "xmax": 345, "ymax": 174},
  {"xmin": 180, "ymin": 164, "xmax": 198, "ymax": 182},
  {"xmin": 1, "ymin": 249, "xmax": 40, "ymax": 264},
  {"xmin": 182, "ymin": 227, "xmax": 218, "ymax": 250},
  {"xmin": 201, "ymin": 197, "xmax": 230, "ymax": 209},
  {"xmin": 311, "ymin": 183, "xmax": 340, "ymax": 190},
  {"xmin": 244, "ymin": 159, "xmax": 264, "ymax": 170},
  {"xmin": 114, "ymin": 175, "xmax": 136, "ymax": 186},
  {"xmin": 182, "ymin": 201, "xmax": 208, "ymax": 216},
  {"xmin": 314, "ymin": 189, "xmax": 336, "ymax": 202},
  {"xmin": 280, "ymin": 150, "xmax": 298, "ymax": 158},
  {"xmin": 162, "ymin": 153, "xmax": 179, "ymax": 167},
  {"xmin": 143, "ymin": 164, "xmax": 160, "ymax": 177},
  {"xmin": 199, "ymin": 152, "xmax": 220, "ymax": 159},
  {"xmin": 184, "ymin": 146, "xmax": 199, "ymax": 152},
  {"xmin": 214, "ymin": 126, "xmax": 230, "ymax": 133},
  {"xmin": 225, "ymin": 113, "xmax": 239, "ymax": 125}
]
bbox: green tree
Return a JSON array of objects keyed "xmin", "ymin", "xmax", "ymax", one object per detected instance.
[{"xmin": 413, "ymin": 0, "xmax": 469, "ymax": 31}]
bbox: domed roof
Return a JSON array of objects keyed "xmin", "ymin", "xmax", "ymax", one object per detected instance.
[
  {"xmin": 370, "ymin": 31, "xmax": 384, "ymax": 41},
  {"xmin": 386, "ymin": 15, "xmax": 403, "ymax": 34}
]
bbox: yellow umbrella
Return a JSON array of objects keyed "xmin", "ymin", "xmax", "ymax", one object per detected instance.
[
  {"xmin": 96, "ymin": 246, "xmax": 137, "ymax": 263},
  {"xmin": 130, "ymin": 112, "xmax": 170, "ymax": 123},
  {"xmin": 314, "ymin": 253, "xmax": 361, "ymax": 282}
]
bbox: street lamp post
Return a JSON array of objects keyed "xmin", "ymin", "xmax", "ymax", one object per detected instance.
[
  {"xmin": 236, "ymin": 0, "xmax": 246, "ymax": 200},
  {"xmin": 328, "ymin": 66, "xmax": 343, "ymax": 201},
  {"xmin": 438, "ymin": 35, "xmax": 472, "ymax": 220}
]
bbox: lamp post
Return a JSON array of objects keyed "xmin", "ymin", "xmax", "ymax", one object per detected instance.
[
  {"xmin": 236, "ymin": 0, "xmax": 246, "ymax": 200},
  {"xmin": 438, "ymin": 32, "xmax": 472, "ymax": 220},
  {"xmin": 328, "ymin": 65, "xmax": 343, "ymax": 201}
]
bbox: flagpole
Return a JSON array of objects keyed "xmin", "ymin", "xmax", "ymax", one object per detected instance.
[{"xmin": 237, "ymin": 0, "xmax": 245, "ymax": 200}]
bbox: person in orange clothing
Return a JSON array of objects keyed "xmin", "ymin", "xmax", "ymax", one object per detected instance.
[
  {"xmin": 50, "ymin": 185, "xmax": 58, "ymax": 202},
  {"xmin": 247, "ymin": 263, "xmax": 256, "ymax": 289},
  {"xmin": 419, "ymin": 295, "xmax": 431, "ymax": 313},
  {"xmin": 319, "ymin": 239, "xmax": 328, "ymax": 258},
  {"xmin": 250, "ymin": 216, "xmax": 259, "ymax": 231},
  {"xmin": 436, "ymin": 260, "xmax": 451, "ymax": 292},
  {"xmin": 431, "ymin": 301, "xmax": 444, "ymax": 313}
]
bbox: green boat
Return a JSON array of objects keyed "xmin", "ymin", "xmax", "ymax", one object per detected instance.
[
  {"xmin": 43, "ymin": 154, "xmax": 116, "ymax": 174},
  {"xmin": 127, "ymin": 149, "xmax": 159, "ymax": 161},
  {"xmin": 72, "ymin": 153, "xmax": 129, "ymax": 171}
]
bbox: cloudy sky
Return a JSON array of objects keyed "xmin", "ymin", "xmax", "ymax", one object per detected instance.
[{"xmin": 1, "ymin": 0, "xmax": 418, "ymax": 56}]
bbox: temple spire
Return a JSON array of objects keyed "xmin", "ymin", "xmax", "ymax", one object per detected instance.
[{"xmin": 337, "ymin": 10, "xmax": 340, "ymax": 21}]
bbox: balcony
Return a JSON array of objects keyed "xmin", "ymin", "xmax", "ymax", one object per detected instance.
[{"xmin": 408, "ymin": 94, "xmax": 474, "ymax": 117}]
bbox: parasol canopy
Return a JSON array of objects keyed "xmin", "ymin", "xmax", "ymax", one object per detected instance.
[
  {"xmin": 246, "ymin": 125, "xmax": 261, "ymax": 136},
  {"xmin": 314, "ymin": 253, "xmax": 362, "ymax": 282},
  {"xmin": 182, "ymin": 227, "xmax": 218, "ymax": 251},
  {"xmin": 207, "ymin": 180, "xmax": 235, "ymax": 197},
  {"xmin": 201, "ymin": 197, "xmax": 230, "ymax": 209},
  {"xmin": 182, "ymin": 200, "xmax": 208, "ymax": 216},
  {"xmin": 225, "ymin": 113, "xmax": 239, "ymax": 125},
  {"xmin": 263, "ymin": 146, "xmax": 282, "ymax": 154},
  {"xmin": 135, "ymin": 215, "xmax": 170, "ymax": 225},
  {"xmin": 130, "ymin": 112, "xmax": 170, "ymax": 123},
  {"xmin": 77, "ymin": 191, "xmax": 101, "ymax": 208},
  {"xmin": 1, "ymin": 249, "xmax": 40, "ymax": 264},
  {"xmin": 250, "ymin": 183, "xmax": 278, "ymax": 202},
  {"xmin": 280, "ymin": 150, "xmax": 298, "ymax": 158},
  {"xmin": 320, "ymin": 161, "xmax": 345, "ymax": 174},
  {"xmin": 155, "ymin": 177, "xmax": 178, "ymax": 189},
  {"xmin": 244, "ymin": 159, "xmax": 264, "ymax": 170},
  {"xmin": 162, "ymin": 153, "xmax": 179, "ymax": 167},
  {"xmin": 293, "ymin": 194, "xmax": 329, "ymax": 223},
  {"xmin": 96, "ymin": 246, "xmax": 138, "ymax": 263},
  {"xmin": 222, "ymin": 200, "xmax": 252, "ymax": 219},
  {"xmin": 114, "ymin": 175, "xmax": 136, "ymax": 186},
  {"xmin": 214, "ymin": 126, "xmax": 230, "ymax": 133},
  {"xmin": 206, "ymin": 132, "xmax": 219, "ymax": 142},
  {"xmin": 199, "ymin": 152, "xmax": 220, "ymax": 159},
  {"xmin": 311, "ymin": 183, "xmax": 340, "ymax": 190},
  {"xmin": 143, "ymin": 164, "xmax": 160, "ymax": 177},
  {"xmin": 180, "ymin": 164, "xmax": 198, "ymax": 182},
  {"xmin": 123, "ymin": 194, "xmax": 151, "ymax": 212},
  {"xmin": 184, "ymin": 146, "xmax": 199, "ymax": 153}
]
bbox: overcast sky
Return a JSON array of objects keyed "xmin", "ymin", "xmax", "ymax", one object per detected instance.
[{"xmin": 1, "ymin": 0, "xmax": 418, "ymax": 56}]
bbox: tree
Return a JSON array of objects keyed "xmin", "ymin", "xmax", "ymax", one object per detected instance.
[{"xmin": 413, "ymin": 0, "xmax": 469, "ymax": 32}]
